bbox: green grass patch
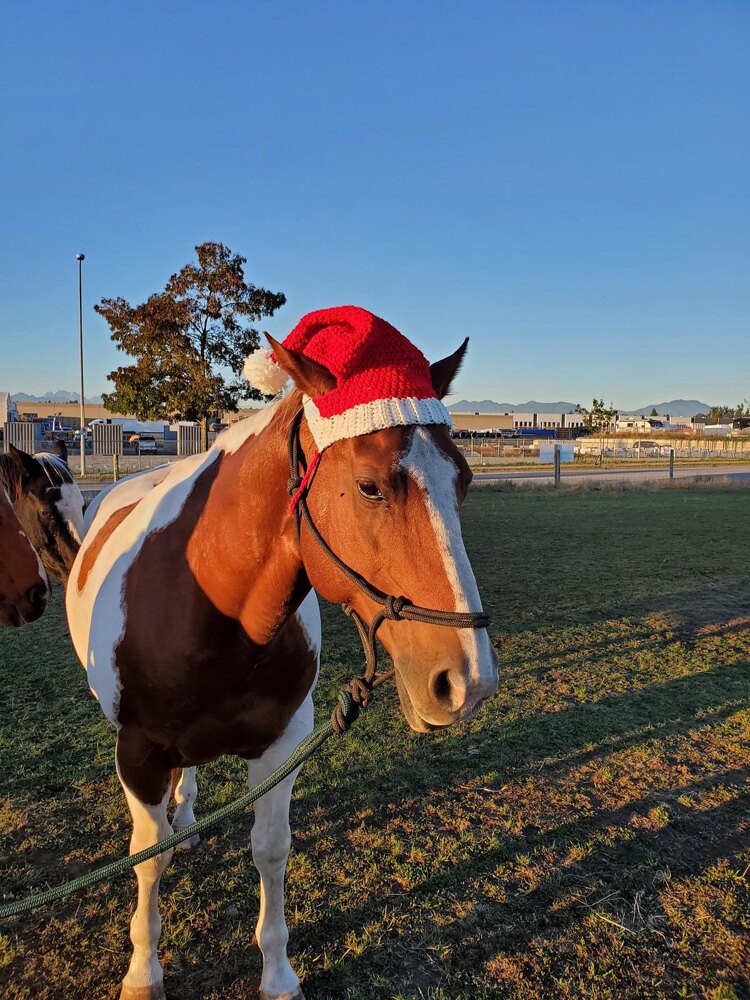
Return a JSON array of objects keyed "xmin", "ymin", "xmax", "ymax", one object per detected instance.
[{"xmin": 0, "ymin": 487, "xmax": 748, "ymax": 998}]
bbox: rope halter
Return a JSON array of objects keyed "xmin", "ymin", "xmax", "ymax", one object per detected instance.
[{"xmin": 286, "ymin": 408, "xmax": 491, "ymax": 733}]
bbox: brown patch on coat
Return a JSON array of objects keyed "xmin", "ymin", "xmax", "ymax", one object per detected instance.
[
  {"xmin": 77, "ymin": 502, "xmax": 139, "ymax": 591},
  {"xmin": 185, "ymin": 402, "xmax": 305, "ymax": 644},
  {"xmin": 114, "ymin": 444, "xmax": 317, "ymax": 805}
]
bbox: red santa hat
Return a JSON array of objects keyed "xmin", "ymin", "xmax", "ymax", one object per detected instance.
[{"xmin": 244, "ymin": 305, "xmax": 451, "ymax": 452}]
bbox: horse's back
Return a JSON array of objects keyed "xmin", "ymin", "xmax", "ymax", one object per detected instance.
[{"xmin": 83, "ymin": 463, "xmax": 173, "ymax": 537}]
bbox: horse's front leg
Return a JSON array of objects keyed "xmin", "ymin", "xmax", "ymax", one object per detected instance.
[
  {"xmin": 116, "ymin": 729, "xmax": 175, "ymax": 1000},
  {"xmin": 249, "ymin": 696, "xmax": 313, "ymax": 1000}
]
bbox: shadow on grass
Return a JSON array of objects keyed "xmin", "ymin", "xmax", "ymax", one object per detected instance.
[
  {"xmin": 298, "ymin": 656, "xmax": 749, "ymax": 818},
  {"xmin": 293, "ymin": 782, "xmax": 749, "ymax": 999}
]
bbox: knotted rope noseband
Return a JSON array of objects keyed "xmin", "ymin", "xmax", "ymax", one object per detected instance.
[{"xmin": 286, "ymin": 408, "xmax": 491, "ymax": 733}]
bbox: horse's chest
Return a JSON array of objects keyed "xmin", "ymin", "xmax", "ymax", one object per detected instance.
[{"xmin": 115, "ymin": 569, "xmax": 317, "ymax": 766}]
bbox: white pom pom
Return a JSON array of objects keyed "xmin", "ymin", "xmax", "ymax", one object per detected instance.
[{"xmin": 243, "ymin": 347, "xmax": 289, "ymax": 395}]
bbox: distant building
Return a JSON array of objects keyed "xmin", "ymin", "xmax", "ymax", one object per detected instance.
[
  {"xmin": 448, "ymin": 411, "xmax": 587, "ymax": 434},
  {"xmin": 12, "ymin": 398, "xmax": 260, "ymax": 430},
  {"xmin": 0, "ymin": 392, "xmax": 19, "ymax": 426}
]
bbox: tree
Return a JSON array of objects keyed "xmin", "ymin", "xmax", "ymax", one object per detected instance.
[
  {"xmin": 695, "ymin": 403, "xmax": 747, "ymax": 424},
  {"xmin": 707, "ymin": 405, "xmax": 734, "ymax": 423},
  {"xmin": 96, "ymin": 242, "xmax": 286, "ymax": 448},
  {"xmin": 650, "ymin": 407, "xmax": 658, "ymax": 417},
  {"xmin": 575, "ymin": 399, "xmax": 617, "ymax": 434},
  {"xmin": 576, "ymin": 399, "xmax": 617, "ymax": 462}
]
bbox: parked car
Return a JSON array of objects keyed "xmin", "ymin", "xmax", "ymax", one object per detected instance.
[{"xmin": 133, "ymin": 434, "xmax": 158, "ymax": 454}]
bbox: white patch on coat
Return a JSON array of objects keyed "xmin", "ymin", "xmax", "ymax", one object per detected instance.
[
  {"xmin": 400, "ymin": 427, "xmax": 497, "ymax": 692},
  {"xmin": 116, "ymin": 762, "xmax": 173, "ymax": 991},
  {"xmin": 214, "ymin": 397, "xmax": 283, "ymax": 455},
  {"xmin": 83, "ymin": 464, "xmax": 172, "ymax": 536},
  {"xmin": 67, "ymin": 448, "xmax": 221, "ymax": 723},
  {"xmin": 246, "ymin": 691, "xmax": 316, "ymax": 997}
]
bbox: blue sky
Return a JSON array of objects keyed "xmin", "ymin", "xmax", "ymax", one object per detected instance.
[{"xmin": 1, "ymin": 1, "xmax": 748, "ymax": 409}]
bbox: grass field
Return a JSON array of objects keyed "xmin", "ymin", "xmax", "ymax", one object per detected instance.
[{"xmin": 1, "ymin": 486, "xmax": 748, "ymax": 999}]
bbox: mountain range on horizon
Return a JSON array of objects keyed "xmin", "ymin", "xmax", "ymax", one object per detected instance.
[
  {"xmin": 449, "ymin": 398, "xmax": 714, "ymax": 417},
  {"xmin": 10, "ymin": 391, "xmax": 716, "ymax": 418},
  {"xmin": 11, "ymin": 390, "xmax": 105, "ymax": 405}
]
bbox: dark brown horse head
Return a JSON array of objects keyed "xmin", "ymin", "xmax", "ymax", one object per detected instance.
[
  {"xmin": 0, "ymin": 447, "xmax": 83, "ymax": 584},
  {"xmin": 272, "ymin": 336, "xmax": 499, "ymax": 732},
  {"xmin": 0, "ymin": 485, "xmax": 49, "ymax": 626}
]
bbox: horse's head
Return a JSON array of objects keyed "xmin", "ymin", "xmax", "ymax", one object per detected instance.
[
  {"xmin": 3, "ymin": 446, "xmax": 83, "ymax": 584},
  {"xmin": 0, "ymin": 486, "xmax": 49, "ymax": 626},
  {"xmin": 273, "ymin": 335, "xmax": 498, "ymax": 732}
]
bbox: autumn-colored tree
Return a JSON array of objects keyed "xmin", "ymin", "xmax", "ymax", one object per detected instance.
[{"xmin": 96, "ymin": 242, "xmax": 286, "ymax": 448}]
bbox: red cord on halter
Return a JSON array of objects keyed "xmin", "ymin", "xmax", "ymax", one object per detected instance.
[{"xmin": 289, "ymin": 450, "xmax": 321, "ymax": 513}]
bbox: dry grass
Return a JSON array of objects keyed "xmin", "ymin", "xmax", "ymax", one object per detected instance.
[{"xmin": 0, "ymin": 486, "xmax": 748, "ymax": 999}]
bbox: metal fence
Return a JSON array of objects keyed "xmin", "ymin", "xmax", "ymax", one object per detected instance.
[
  {"xmin": 92, "ymin": 423, "xmax": 123, "ymax": 456},
  {"xmin": 2, "ymin": 422, "xmax": 43, "ymax": 453},
  {"xmin": 177, "ymin": 424, "xmax": 203, "ymax": 457}
]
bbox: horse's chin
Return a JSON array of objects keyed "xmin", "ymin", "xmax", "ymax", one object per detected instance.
[{"xmin": 394, "ymin": 668, "xmax": 445, "ymax": 734}]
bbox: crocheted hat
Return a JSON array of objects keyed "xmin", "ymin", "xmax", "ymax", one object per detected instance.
[{"xmin": 244, "ymin": 305, "xmax": 451, "ymax": 451}]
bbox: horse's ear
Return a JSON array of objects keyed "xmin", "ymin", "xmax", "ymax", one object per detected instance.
[
  {"xmin": 430, "ymin": 337, "xmax": 469, "ymax": 399},
  {"xmin": 265, "ymin": 334, "xmax": 337, "ymax": 397},
  {"xmin": 9, "ymin": 445, "xmax": 41, "ymax": 484}
]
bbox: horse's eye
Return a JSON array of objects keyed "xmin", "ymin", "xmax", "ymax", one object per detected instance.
[{"xmin": 356, "ymin": 479, "xmax": 384, "ymax": 502}]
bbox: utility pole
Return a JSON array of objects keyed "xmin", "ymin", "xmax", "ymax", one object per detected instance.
[{"xmin": 76, "ymin": 253, "xmax": 86, "ymax": 477}]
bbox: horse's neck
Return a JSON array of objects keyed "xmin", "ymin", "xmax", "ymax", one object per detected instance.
[{"xmin": 185, "ymin": 394, "xmax": 308, "ymax": 644}]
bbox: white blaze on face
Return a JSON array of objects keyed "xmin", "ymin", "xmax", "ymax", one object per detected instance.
[
  {"xmin": 57, "ymin": 482, "xmax": 85, "ymax": 542},
  {"xmin": 400, "ymin": 427, "xmax": 497, "ymax": 692}
]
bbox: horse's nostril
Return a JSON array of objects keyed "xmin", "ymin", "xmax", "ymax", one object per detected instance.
[
  {"xmin": 430, "ymin": 669, "xmax": 454, "ymax": 707},
  {"xmin": 27, "ymin": 584, "xmax": 47, "ymax": 614}
]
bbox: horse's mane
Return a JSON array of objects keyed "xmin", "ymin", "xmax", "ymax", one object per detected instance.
[
  {"xmin": 0, "ymin": 451, "xmax": 73, "ymax": 499},
  {"xmin": 33, "ymin": 452, "xmax": 75, "ymax": 488},
  {"xmin": 0, "ymin": 454, "xmax": 20, "ymax": 501}
]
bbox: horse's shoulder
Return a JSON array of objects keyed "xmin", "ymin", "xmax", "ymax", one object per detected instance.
[{"xmin": 76, "ymin": 452, "xmax": 221, "ymax": 592}]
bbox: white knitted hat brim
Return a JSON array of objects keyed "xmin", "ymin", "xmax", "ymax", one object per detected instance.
[{"xmin": 303, "ymin": 395, "xmax": 451, "ymax": 451}]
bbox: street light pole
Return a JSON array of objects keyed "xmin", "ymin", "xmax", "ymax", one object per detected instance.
[{"xmin": 76, "ymin": 253, "xmax": 86, "ymax": 477}]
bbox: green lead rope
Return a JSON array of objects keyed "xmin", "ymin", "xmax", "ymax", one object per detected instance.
[{"xmin": 0, "ymin": 701, "xmax": 356, "ymax": 920}]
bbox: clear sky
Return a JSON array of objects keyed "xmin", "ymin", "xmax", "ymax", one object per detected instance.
[{"xmin": 1, "ymin": 1, "xmax": 747, "ymax": 409}]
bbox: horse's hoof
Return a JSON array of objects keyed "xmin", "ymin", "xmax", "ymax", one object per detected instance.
[
  {"xmin": 175, "ymin": 830, "xmax": 200, "ymax": 850},
  {"xmin": 260, "ymin": 990, "xmax": 305, "ymax": 1000},
  {"xmin": 120, "ymin": 983, "xmax": 167, "ymax": 1000}
]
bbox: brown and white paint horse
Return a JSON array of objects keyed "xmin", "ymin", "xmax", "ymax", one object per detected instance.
[
  {"xmin": 0, "ymin": 446, "xmax": 84, "ymax": 583},
  {"xmin": 66, "ymin": 340, "xmax": 497, "ymax": 1000},
  {"xmin": 0, "ymin": 484, "xmax": 49, "ymax": 626}
]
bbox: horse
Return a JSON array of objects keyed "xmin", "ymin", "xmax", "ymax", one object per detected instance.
[
  {"xmin": 65, "ymin": 313, "xmax": 498, "ymax": 1000},
  {"xmin": 0, "ymin": 445, "xmax": 84, "ymax": 583},
  {"xmin": 0, "ymin": 484, "xmax": 49, "ymax": 626}
]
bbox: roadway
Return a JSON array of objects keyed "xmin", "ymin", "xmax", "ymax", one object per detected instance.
[
  {"xmin": 78, "ymin": 463, "xmax": 750, "ymax": 503},
  {"xmin": 472, "ymin": 463, "xmax": 750, "ymax": 486}
]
